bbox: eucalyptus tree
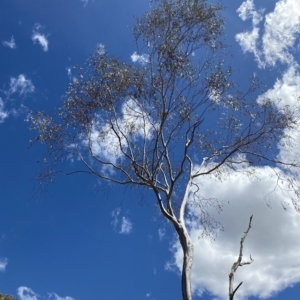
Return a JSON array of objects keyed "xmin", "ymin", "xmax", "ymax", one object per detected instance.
[
  {"xmin": 29, "ymin": 0, "xmax": 300, "ymax": 299},
  {"xmin": 0, "ymin": 293, "xmax": 17, "ymax": 300}
]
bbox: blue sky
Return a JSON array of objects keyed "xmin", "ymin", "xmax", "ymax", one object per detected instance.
[{"xmin": 0, "ymin": 0, "xmax": 300, "ymax": 300}]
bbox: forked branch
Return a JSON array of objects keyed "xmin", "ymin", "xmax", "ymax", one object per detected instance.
[{"xmin": 229, "ymin": 215, "xmax": 254, "ymax": 300}]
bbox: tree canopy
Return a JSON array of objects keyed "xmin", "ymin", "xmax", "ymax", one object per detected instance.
[
  {"xmin": 0, "ymin": 293, "xmax": 17, "ymax": 300},
  {"xmin": 29, "ymin": 0, "xmax": 300, "ymax": 299}
]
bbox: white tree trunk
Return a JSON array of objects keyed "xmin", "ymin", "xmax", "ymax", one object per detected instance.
[{"xmin": 176, "ymin": 224, "xmax": 194, "ymax": 300}]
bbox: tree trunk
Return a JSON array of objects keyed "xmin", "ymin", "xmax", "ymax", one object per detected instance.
[{"xmin": 176, "ymin": 224, "xmax": 194, "ymax": 300}]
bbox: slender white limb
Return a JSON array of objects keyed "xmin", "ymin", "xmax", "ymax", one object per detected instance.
[{"xmin": 229, "ymin": 215, "xmax": 254, "ymax": 300}]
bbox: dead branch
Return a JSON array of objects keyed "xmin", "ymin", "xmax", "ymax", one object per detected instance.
[{"xmin": 229, "ymin": 215, "xmax": 254, "ymax": 300}]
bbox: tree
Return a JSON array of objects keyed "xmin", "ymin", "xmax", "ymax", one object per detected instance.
[
  {"xmin": 0, "ymin": 293, "xmax": 17, "ymax": 300},
  {"xmin": 29, "ymin": 0, "xmax": 300, "ymax": 299}
]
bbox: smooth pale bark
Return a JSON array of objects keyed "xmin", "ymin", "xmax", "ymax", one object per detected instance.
[{"xmin": 175, "ymin": 222, "xmax": 194, "ymax": 300}]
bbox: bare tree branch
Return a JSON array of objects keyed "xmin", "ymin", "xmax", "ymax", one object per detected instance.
[
  {"xmin": 229, "ymin": 215, "xmax": 254, "ymax": 300},
  {"xmin": 28, "ymin": 1, "xmax": 300, "ymax": 300}
]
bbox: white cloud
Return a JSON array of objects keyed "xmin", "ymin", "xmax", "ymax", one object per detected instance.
[
  {"xmin": 235, "ymin": 0, "xmax": 264, "ymax": 66},
  {"xmin": 0, "ymin": 75, "xmax": 33, "ymax": 122},
  {"xmin": 262, "ymin": 0, "xmax": 300, "ymax": 67},
  {"xmin": 120, "ymin": 216, "xmax": 133, "ymax": 234},
  {"xmin": 146, "ymin": 293, "xmax": 151, "ymax": 297},
  {"xmin": 48, "ymin": 292, "xmax": 75, "ymax": 300},
  {"xmin": 236, "ymin": 0, "xmax": 264, "ymax": 26},
  {"xmin": 168, "ymin": 166, "xmax": 300, "ymax": 300},
  {"xmin": 0, "ymin": 257, "xmax": 8, "ymax": 271},
  {"xmin": 257, "ymin": 63, "xmax": 300, "ymax": 170},
  {"xmin": 258, "ymin": 63, "xmax": 300, "ymax": 108},
  {"xmin": 95, "ymin": 43, "xmax": 105, "ymax": 55},
  {"xmin": 2, "ymin": 36, "xmax": 16, "ymax": 49},
  {"xmin": 32, "ymin": 23, "xmax": 49, "ymax": 52},
  {"xmin": 17, "ymin": 287, "xmax": 39, "ymax": 300},
  {"xmin": 236, "ymin": 0, "xmax": 300, "ymax": 68},
  {"xmin": 111, "ymin": 207, "xmax": 132, "ymax": 234},
  {"xmin": 66, "ymin": 67, "xmax": 73, "ymax": 81},
  {"xmin": 0, "ymin": 98, "xmax": 9, "ymax": 123},
  {"xmin": 131, "ymin": 52, "xmax": 149, "ymax": 65},
  {"xmin": 111, "ymin": 207, "xmax": 121, "ymax": 229},
  {"xmin": 111, "ymin": 208, "xmax": 133, "ymax": 234},
  {"xmin": 86, "ymin": 97, "xmax": 155, "ymax": 164},
  {"xmin": 17, "ymin": 289, "xmax": 74, "ymax": 300},
  {"xmin": 235, "ymin": 27, "xmax": 261, "ymax": 64},
  {"xmin": 66, "ymin": 68, "xmax": 71, "ymax": 77},
  {"xmin": 8, "ymin": 74, "xmax": 35, "ymax": 96},
  {"xmin": 158, "ymin": 228, "xmax": 165, "ymax": 240}
]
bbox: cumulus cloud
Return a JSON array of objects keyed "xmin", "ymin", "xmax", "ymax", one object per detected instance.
[
  {"xmin": 18, "ymin": 287, "xmax": 39, "ymax": 300},
  {"xmin": 257, "ymin": 63, "xmax": 300, "ymax": 168},
  {"xmin": 131, "ymin": 52, "xmax": 149, "ymax": 65},
  {"xmin": 258, "ymin": 63, "xmax": 300, "ymax": 108},
  {"xmin": 7, "ymin": 74, "xmax": 35, "ymax": 96},
  {"xmin": 262, "ymin": 0, "xmax": 300, "ymax": 67},
  {"xmin": 235, "ymin": 0, "xmax": 264, "ymax": 65},
  {"xmin": 2, "ymin": 36, "xmax": 16, "ymax": 49},
  {"xmin": 32, "ymin": 23, "xmax": 49, "ymax": 52},
  {"xmin": 168, "ymin": 166, "xmax": 300, "ymax": 300},
  {"xmin": 0, "ymin": 98, "xmax": 8, "ymax": 123},
  {"xmin": 236, "ymin": 0, "xmax": 300, "ymax": 68},
  {"xmin": 86, "ymin": 97, "xmax": 155, "ymax": 164},
  {"xmin": 235, "ymin": 27, "xmax": 261, "ymax": 63},
  {"xmin": 236, "ymin": 0, "xmax": 264, "ymax": 26},
  {"xmin": 0, "ymin": 257, "xmax": 8, "ymax": 271},
  {"xmin": 111, "ymin": 208, "xmax": 133, "ymax": 234}
]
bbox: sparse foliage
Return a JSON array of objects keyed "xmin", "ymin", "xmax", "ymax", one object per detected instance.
[
  {"xmin": 0, "ymin": 293, "xmax": 17, "ymax": 300},
  {"xmin": 29, "ymin": 0, "xmax": 300, "ymax": 299}
]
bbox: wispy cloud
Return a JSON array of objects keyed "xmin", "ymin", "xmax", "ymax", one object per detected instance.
[
  {"xmin": 158, "ymin": 228, "xmax": 165, "ymax": 241},
  {"xmin": 0, "ymin": 98, "xmax": 9, "ymax": 123},
  {"xmin": 66, "ymin": 67, "xmax": 72, "ymax": 78},
  {"xmin": 48, "ymin": 292, "xmax": 75, "ymax": 300},
  {"xmin": 32, "ymin": 23, "xmax": 49, "ymax": 52},
  {"xmin": 111, "ymin": 207, "xmax": 121, "ymax": 229},
  {"xmin": 236, "ymin": 0, "xmax": 300, "ymax": 68},
  {"xmin": 120, "ymin": 216, "xmax": 133, "ymax": 234},
  {"xmin": 111, "ymin": 208, "xmax": 133, "ymax": 234},
  {"xmin": 80, "ymin": 0, "xmax": 88, "ymax": 6},
  {"xmin": 0, "ymin": 257, "xmax": 8, "ymax": 271},
  {"xmin": 17, "ymin": 287, "xmax": 74, "ymax": 300},
  {"xmin": 2, "ymin": 36, "xmax": 16, "ymax": 49},
  {"xmin": 0, "ymin": 74, "xmax": 33, "ymax": 123},
  {"xmin": 7, "ymin": 74, "xmax": 35, "ymax": 97}
]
